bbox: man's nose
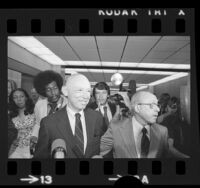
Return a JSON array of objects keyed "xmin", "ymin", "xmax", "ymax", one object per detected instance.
[
  {"xmin": 155, "ymin": 106, "xmax": 160, "ymax": 112},
  {"xmin": 51, "ymin": 89, "xmax": 57, "ymax": 96}
]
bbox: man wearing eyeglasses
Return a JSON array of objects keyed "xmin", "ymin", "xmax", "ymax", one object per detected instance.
[{"xmin": 100, "ymin": 91, "xmax": 171, "ymax": 158}]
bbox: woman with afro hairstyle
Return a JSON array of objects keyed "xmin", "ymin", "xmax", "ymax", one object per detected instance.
[
  {"xmin": 8, "ymin": 88, "xmax": 38, "ymax": 158},
  {"xmin": 31, "ymin": 70, "xmax": 68, "ymax": 145}
]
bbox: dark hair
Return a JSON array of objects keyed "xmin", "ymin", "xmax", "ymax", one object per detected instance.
[
  {"xmin": 9, "ymin": 88, "xmax": 35, "ymax": 119},
  {"xmin": 158, "ymin": 93, "xmax": 171, "ymax": 115},
  {"xmin": 168, "ymin": 96, "xmax": 180, "ymax": 110},
  {"xmin": 93, "ymin": 82, "xmax": 110, "ymax": 99},
  {"xmin": 33, "ymin": 70, "xmax": 63, "ymax": 97}
]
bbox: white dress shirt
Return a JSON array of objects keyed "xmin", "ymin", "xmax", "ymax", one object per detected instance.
[
  {"xmin": 99, "ymin": 103, "xmax": 113, "ymax": 122},
  {"xmin": 132, "ymin": 116, "xmax": 150, "ymax": 158},
  {"xmin": 66, "ymin": 106, "xmax": 87, "ymax": 154}
]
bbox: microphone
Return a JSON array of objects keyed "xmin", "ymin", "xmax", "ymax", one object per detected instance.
[{"xmin": 51, "ymin": 139, "xmax": 67, "ymax": 159}]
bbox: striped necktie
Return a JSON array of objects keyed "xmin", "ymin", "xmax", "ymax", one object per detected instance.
[{"xmin": 75, "ymin": 113, "xmax": 84, "ymax": 156}]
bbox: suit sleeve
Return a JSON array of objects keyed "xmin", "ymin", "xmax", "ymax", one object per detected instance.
[
  {"xmin": 162, "ymin": 127, "xmax": 170, "ymax": 158},
  {"xmin": 33, "ymin": 118, "xmax": 51, "ymax": 158},
  {"xmin": 100, "ymin": 124, "xmax": 114, "ymax": 157}
]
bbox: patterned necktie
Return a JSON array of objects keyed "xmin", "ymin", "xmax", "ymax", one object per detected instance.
[
  {"xmin": 75, "ymin": 113, "xmax": 84, "ymax": 155},
  {"xmin": 103, "ymin": 106, "xmax": 109, "ymax": 126},
  {"xmin": 141, "ymin": 127, "xmax": 150, "ymax": 158}
]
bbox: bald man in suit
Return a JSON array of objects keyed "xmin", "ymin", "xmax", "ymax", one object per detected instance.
[
  {"xmin": 34, "ymin": 74, "xmax": 105, "ymax": 158},
  {"xmin": 100, "ymin": 91, "xmax": 170, "ymax": 158}
]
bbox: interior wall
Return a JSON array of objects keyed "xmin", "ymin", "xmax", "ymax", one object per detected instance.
[
  {"xmin": 154, "ymin": 76, "xmax": 189, "ymax": 99},
  {"xmin": 8, "ymin": 69, "xmax": 21, "ymax": 88},
  {"xmin": 21, "ymin": 74, "xmax": 34, "ymax": 97}
]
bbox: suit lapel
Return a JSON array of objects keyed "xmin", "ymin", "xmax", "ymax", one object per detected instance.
[
  {"xmin": 148, "ymin": 124, "xmax": 160, "ymax": 158},
  {"xmin": 119, "ymin": 118, "xmax": 138, "ymax": 158},
  {"xmin": 55, "ymin": 107, "xmax": 77, "ymax": 151}
]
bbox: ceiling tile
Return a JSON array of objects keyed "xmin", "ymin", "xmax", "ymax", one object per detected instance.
[
  {"xmin": 35, "ymin": 36, "xmax": 79, "ymax": 61},
  {"xmin": 153, "ymin": 40, "xmax": 189, "ymax": 52},
  {"xmin": 122, "ymin": 36, "xmax": 160, "ymax": 62},
  {"xmin": 145, "ymin": 51, "xmax": 173, "ymax": 59}
]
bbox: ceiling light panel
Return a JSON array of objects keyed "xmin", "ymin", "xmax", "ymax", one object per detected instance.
[
  {"xmin": 149, "ymin": 72, "xmax": 189, "ymax": 86},
  {"xmin": 8, "ymin": 36, "xmax": 66, "ymax": 65}
]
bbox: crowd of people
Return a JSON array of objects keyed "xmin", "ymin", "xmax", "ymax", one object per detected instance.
[{"xmin": 7, "ymin": 70, "xmax": 190, "ymax": 159}]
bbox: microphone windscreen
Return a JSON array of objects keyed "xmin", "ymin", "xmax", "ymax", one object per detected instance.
[{"xmin": 51, "ymin": 139, "xmax": 66, "ymax": 154}]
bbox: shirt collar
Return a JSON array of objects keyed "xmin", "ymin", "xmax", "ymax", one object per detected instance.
[
  {"xmin": 132, "ymin": 116, "xmax": 150, "ymax": 137},
  {"xmin": 66, "ymin": 105, "xmax": 84, "ymax": 118},
  {"xmin": 48, "ymin": 95, "xmax": 66, "ymax": 109}
]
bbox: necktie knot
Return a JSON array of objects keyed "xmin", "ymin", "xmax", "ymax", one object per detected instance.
[
  {"xmin": 103, "ymin": 106, "xmax": 107, "ymax": 112},
  {"xmin": 75, "ymin": 113, "xmax": 81, "ymax": 119},
  {"xmin": 142, "ymin": 127, "xmax": 147, "ymax": 135}
]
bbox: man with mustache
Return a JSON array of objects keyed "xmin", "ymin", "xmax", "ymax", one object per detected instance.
[
  {"xmin": 34, "ymin": 74, "xmax": 105, "ymax": 158},
  {"xmin": 30, "ymin": 70, "xmax": 68, "ymax": 153},
  {"xmin": 100, "ymin": 91, "xmax": 171, "ymax": 158}
]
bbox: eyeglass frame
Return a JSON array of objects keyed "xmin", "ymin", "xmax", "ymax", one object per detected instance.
[{"xmin": 137, "ymin": 103, "xmax": 161, "ymax": 109}]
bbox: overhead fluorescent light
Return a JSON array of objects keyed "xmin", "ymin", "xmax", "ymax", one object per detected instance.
[
  {"xmin": 136, "ymin": 85, "xmax": 149, "ymax": 91},
  {"xmin": 64, "ymin": 61, "xmax": 190, "ymax": 70},
  {"xmin": 8, "ymin": 36, "xmax": 65, "ymax": 65},
  {"xmin": 66, "ymin": 61, "xmax": 101, "ymax": 66},
  {"xmin": 65, "ymin": 68, "xmax": 177, "ymax": 75},
  {"xmin": 148, "ymin": 72, "xmax": 189, "ymax": 86},
  {"xmin": 90, "ymin": 82, "xmax": 147, "ymax": 87}
]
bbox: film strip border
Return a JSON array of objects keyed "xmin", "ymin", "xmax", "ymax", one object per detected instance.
[
  {"xmin": 5, "ymin": 17, "xmax": 186, "ymax": 34},
  {"xmin": 0, "ymin": 9, "xmax": 193, "ymax": 35},
  {"xmin": 0, "ymin": 8, "xmax": 199, "ymax": 186},
  {"xmin": 5, "ymin": 159, "xmax": 189, "ymax": 185}
]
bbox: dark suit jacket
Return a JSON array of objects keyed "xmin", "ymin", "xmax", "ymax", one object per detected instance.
[
  {"xmin": 87, "ymin": 101, "xmax": 117, "ymax": 158},
  {"xmin": 87, "ymin": 102, "xmax": 116, "ymax": 117},
  {"xmin": 34, "ymin": 106, "xmax": 105, "ymax": 158},
  {"xmin": 100, "ymin": 117, "xmax": 170, "ymax": 158}
]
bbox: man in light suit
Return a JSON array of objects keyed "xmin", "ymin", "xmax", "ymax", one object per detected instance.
[
  {"xmin": 100, "ymin": 91, "xmax": 170, "ymax": 158},
  {"xmin": 34, "ymin": 74, "xmax": 105, "ymax": 158}
]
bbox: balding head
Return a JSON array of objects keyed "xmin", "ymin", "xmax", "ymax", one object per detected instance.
[
  {"xmin": 131, "ymin": 91, "xmax": 160, "ymax": 125},
  {"xmin": 65, "ymin": 74, "xmax": 90, "ymax": 91},
  {"xmin": 131, "ymin": 91, "xmax": 156, "ymax": 106},
  {"xmin": 65, "ymin": 74, "xmax": 91, "ymax": 112}
]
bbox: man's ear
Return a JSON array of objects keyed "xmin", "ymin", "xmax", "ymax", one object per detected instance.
[{"xmin": 134, "ymin": 104, "xmax": 140, "ymax": 113}]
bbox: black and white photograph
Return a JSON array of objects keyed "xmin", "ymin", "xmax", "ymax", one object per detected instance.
[{"xmin": 7, "ymin": 36, "xmax": 191, "ymax": 159}]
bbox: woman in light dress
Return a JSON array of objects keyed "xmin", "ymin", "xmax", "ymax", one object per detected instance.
[{"xmin": 8, "ymin": 88, "xmax": 38, "ymax": 158}]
